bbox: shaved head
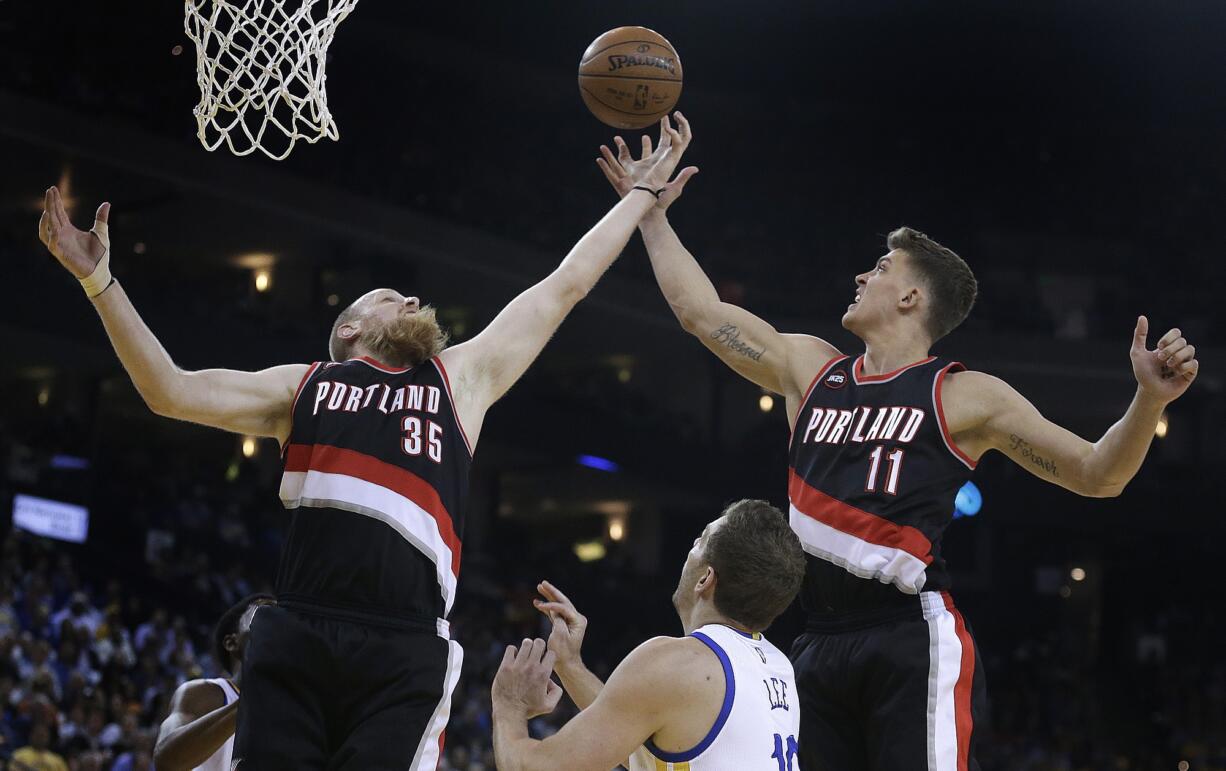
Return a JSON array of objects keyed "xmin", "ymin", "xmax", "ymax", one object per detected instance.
[{"xmin": 328, "ymin": 289, "xmax": 449, "ymax": 367}]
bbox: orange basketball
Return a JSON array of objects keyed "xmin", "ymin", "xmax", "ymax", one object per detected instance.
[{"xmin": 578, "ymin": 27, "xmax": 683, "ymax": 130}]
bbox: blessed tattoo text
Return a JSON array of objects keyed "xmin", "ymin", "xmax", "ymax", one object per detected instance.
[
  {"xmin": 711, "ymin": 323, "xmax": 765, "ymax": 361},
  {"xmin": 1008, "ymin": 434, "xmax": 1059, "ymax": 477}
]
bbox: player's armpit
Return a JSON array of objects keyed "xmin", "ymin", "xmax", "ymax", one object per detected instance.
[
  {"xmin": 944, "ymin": 371, "xmax": 1110, "ymax": 497},
  {"xmin": 154, "ymin": 680, "xmax": 231, "ymax": 771},
  {"xmin": 156, "ymin": 363, "xmax": 309, "ymax": 446}
]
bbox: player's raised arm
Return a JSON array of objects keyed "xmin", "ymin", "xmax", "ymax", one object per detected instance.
[
  {"xmin": 37, "ymin": 187, "xmax": 307, "ymax": 444},
  {"xmin": 492, "ymin": 636, "xmax": 688, "ymax": 771},
  {"xmin": 153, "ymin": 681, "xmax": 238, "ymax": 771},
  {"xmin": 532, "ymin": 580, "xmax": 604, "ymax": 710},
  {"xmin": 597, "ymin": 113, "xmax": 838, "ymax": 402},
  {"xmin": 438, "ymin": 117, "xmax": 689, "ymax": 441},
  {"xmin": 945, "ymin": 315, "xmax": 1199, "ymax": 497}
]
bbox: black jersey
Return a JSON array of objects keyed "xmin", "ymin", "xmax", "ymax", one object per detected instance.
[
  {"xmin": 786, "ymin": 354, "xmax": 976, "ymax": 614},
  {"xmin": 277, "ymin": 356, "xmax": 472, "ymax": 624}
]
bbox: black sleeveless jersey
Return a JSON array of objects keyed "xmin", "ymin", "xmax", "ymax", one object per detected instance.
[
  {"xmin": 787, "ymin": 354, "xmax": 977, "ymax": 614},
  {"xmin": 277, "ymin": 356, "xmax": 472, "ymax": 623}
]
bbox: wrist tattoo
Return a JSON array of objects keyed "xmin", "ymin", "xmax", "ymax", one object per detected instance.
[
  {"xmin": 1008, "ymin": 434, "xmax": 1059, "ymax": 477},
  {"xmin": 710, "ymin": 323, "xmax": 765, "ymax": 361}
]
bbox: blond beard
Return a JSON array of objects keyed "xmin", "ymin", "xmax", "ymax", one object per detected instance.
[{"xmin": 362, "ymin": 306, "xmax": 449, "ymax": 368}]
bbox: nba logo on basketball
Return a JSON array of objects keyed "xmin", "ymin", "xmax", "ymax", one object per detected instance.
[{"xmin": 824, "ymin": 370, "xmax": 847, "ymax": 389}]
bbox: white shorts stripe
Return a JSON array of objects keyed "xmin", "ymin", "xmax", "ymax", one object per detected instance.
[
  {"xmin": 410, "ymin": 638, "xmax": 464, "ymax": 770},
  {"xmin": 789, "ymin": 504, "xmax": 929, "ymax": 593},
  {"xmin": 280, "ymin": 470, "xmax": 458, "ymax": 613},
  {"xmin": 922, "ymin": 592, "xmax": 964, "ymax": 771}
]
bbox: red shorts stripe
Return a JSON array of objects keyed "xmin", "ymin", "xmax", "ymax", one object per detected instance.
[
  {"xmin": 942, "ymin": 592, "xmax": 975, "ymax": 771},
  {"xmin": 788, "ymin": 471, "xmax": 934, "ymax": 564},
  {"xmin": 284, "ymin": 443, "xmax": 461, "ymax": 574}
]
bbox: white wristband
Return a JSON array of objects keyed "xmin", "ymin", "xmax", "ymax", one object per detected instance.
[{"xmin": 79, "ymin": 222, "xmax": 113, "ymax": 299}]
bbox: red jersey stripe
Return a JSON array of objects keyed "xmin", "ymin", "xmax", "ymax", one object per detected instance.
[
  {"xmin": 942, "ymin": 592, "xmax": 976, "ymax": 771},
  {"xmin": 852, "ymin": 354, "xmax": 938, "ymax": 384},
  {"xmin": 788, "ymin": 470, "xmax": 934, "ymax": 564},
  {"xmin": 284, "ymin": 443, "xmax": 461, "ymax": 573}
]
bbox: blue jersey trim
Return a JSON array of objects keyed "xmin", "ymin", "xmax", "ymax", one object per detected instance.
[{"xmin": 644, "ymin": 631, "xmax": 736, "ymax": 762}]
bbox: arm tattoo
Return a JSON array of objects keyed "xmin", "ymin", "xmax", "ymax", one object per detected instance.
[
  {"xmin": 710, "ymin": 323, "xmax": 765, "ymax": 362},
  {"xmin": 1008, "ymin": 434, "xmax": 1059, "ymax": 477}
]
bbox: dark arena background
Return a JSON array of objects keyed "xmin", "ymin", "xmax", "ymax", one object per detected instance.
[{"xmin": 1, "ymin": 1, "xmax": 1224, "ymax": 769}]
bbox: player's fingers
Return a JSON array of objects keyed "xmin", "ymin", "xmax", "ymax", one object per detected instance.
[
  {"xmin": 95, "ymin": 202, "xmax": 111, "ymax": 227},
  {"xmin": 51, "ymin": 187, "xmax": 71, "ymax": 230},
  {"xmin": 598, "ymin": 145, "xmax": 623, "ymax": 174},
  {"xmin": 535, "ymin": 602, "xmax": 577, "ymax": 623},
  {"xmin": 515, "ymin": 638, "xmax": 534, "ymax": 664},
  {"xmin": 595, "ymin": 158, "xmax": 623, "ymax": 188},
  {"xmin": 529, "ymin": 637, "xmax": 548, "ymax": 664},
  {"xmin": 640, "ymin": 133, "xmax": 653, "ymax": 160},
  {"xmin": 614, "ymin": 136, "xmax": 631, "ymax": 165},
  {"xmin": 38, "ymin": 211, "xmax": 50, "ymax": 246},
  {"xmin": 1157, "ymin": 337, "xmax": 1186, "ymax": 363},
  {"xmin": 1132, "ymin": 315, "xmax": 1148, "ymax": 352},
  {"xmin": 1156, "ymin": 327, "xmax": 1182, "ymax": 350},
  {"xmin": 541, "ymin": 649, "xmax": 557, "ymax": 672},
  {"xmin": 1168, "ymin": 345, "xmax": 1195, "ymax": 367},
  {"xmin": 674, "ymin": 110, "xmax": 691, "ymax": 143},
  {"xmin": 539, "ymin": 580, "xmax": 573, "ymax": 606},
  {"xmin": 500, "ymin": 645, "xmax": 516, "ymax": 668},
  {"xmin": 1180, "ymin": 359, "xmax": 1199, "ymax": 380}
]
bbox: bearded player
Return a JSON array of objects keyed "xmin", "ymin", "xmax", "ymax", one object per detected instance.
[
  {"xmin": 598, "ymin": 112, "xmax": 1200, "ymax": 771},
  {"xmin": 36, "ymin": 116, "xmax": 689, "ymax": 770}
]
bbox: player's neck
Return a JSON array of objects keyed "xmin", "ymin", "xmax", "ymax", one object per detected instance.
[
  {"xmin": 682, "ymin": 604, "xmax": 752, "ymax": 636},
  {"xmin": 859, "ymin": 327, "xmax": 931, "ymax": 376}
]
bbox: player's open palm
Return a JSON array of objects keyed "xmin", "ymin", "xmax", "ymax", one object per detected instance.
[
  {"xmin": 597, "ymin": 111, "xmax": 698, "ymax": 211},
  {"xmin": 38, "ymin": 186, "xmax": 111, "ymax": 279},
  {"xmin": 533, "ymin": 580, "xmax": 586, "ymax": 670},
  {"xmin": 1131, "ymin": 315, "xmax": 1199, "ymax": 402}
]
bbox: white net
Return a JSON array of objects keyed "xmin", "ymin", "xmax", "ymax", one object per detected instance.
[{"xmin": 184, "ymin": 0, "xmax": 359, "ymax": 160}]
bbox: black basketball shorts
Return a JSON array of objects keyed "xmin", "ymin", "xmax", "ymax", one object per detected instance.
[
  {"xmin": 233, "ymin": 603, "xmax": 463, "ymax": 770},
  {"xmin": 790, "ymin": 591, "xmax": 987, "ymax": 771}
]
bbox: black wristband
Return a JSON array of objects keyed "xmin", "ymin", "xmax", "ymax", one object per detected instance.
[{"xmin": 631, "ymin": 185, "xmax": 662, "ymax": 199}]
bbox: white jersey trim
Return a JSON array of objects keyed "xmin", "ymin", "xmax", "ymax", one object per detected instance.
[
  {"xmin": 280, "ymin": 470, "xmax": 457, "ymax": 614},
  {"xmin": 789, "ymin": 503, "xmax": 929, "ymax": 594},
  {"xmin": 409, "ymin": 638, "xmax": 463, "ymax": 770}
]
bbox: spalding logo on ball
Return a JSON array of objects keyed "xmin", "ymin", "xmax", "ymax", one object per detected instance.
[{"xmin": 578, "ymin": 26, "xmax": 683, "ymax": 129}]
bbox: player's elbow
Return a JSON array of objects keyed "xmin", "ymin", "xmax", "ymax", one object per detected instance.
[{"xmin": 1086, "ymin": 481, "xmax": 1126, "ymax": 498}]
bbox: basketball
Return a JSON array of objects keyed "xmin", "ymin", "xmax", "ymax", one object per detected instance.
[{"xmin": 578, "ymin": 27, "xmax": 683, "ymax": 129}]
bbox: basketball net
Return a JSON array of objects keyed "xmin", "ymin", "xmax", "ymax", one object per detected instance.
[{"xmin": 184, "ymin": 0, "xmax": 358, "ymax": 160}]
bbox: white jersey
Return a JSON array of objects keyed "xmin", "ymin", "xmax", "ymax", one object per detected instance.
[
  {"xmin": 630, "ymin": 624, "xmax": 801, "ymax": 771},
  {"xmin": 193, "ymin": 678, "xmax": 239, "ymax": 771}
]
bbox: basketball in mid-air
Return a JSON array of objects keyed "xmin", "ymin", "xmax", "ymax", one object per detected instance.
[{"xmin": 578, "ymin": 27, "xmax": 683, "ymax": 129}]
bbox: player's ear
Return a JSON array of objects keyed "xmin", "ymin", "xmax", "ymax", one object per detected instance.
[
  {"xmin": 223, "ymin": 633, "xmax": 239, "ymax": 655},
  {"xmin": 337, "ymin": 321, "xmax": 360, "ymax": 341},
  {"xmin": 897, "ymin": 286, "xmax": 922, "ymax": 311},
  {"xmin": 695, "ymin": 565, "xmax": 716, "ymax": 595}
]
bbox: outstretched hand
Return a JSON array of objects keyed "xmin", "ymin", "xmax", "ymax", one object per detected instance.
[
  {"xmin": 38, "ymin": 186, "xmax": 111, "ymax": 280},
  {"xmin": 491, "ymin": 638, "xmax": 564, "ymax": 719},
  {"xmin": 597, "ymin": 111, "xmax": 698, "ymax": 211},
  {"xmin": 533, "ymin": 580, "xmax": 587, "ymax": 672},
  {"xmin": 1130, "ymin": 315, "xmax": 1199, "ymax": 403}
]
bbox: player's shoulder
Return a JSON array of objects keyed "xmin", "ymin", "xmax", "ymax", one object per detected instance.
[
  {"xmin": 782, "ymin": 334, "xmax": 844, "ymax": 394},
  {"xmin": 622, "ymin": 635, "xmax": 723, "ymax": 680},
  {"xmin": 940, "ymin": 369, "xmax": 1027, "ymax": 431},
  {"xmin": 943, "ymin": 368, "xmax": 1018, "ymax": 402},
  {"xmin": 169, "ymin": 677, "xmax": 228, "ymax": 713}
]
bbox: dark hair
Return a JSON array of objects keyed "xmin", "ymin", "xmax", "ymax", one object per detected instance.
[
  {"xmin": 887, "ymin": 227, "xmax": 977, "ymax": 341},
  {"xmin": 212, "ymin": 594, "xmax": 275, "ymax": 674},
  {"xmin": 702, "ymin": 499, "xmax": 805, "ymax": 631}
]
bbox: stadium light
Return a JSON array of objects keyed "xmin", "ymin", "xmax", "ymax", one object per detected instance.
[
  {"xmin": 759, "ymin": 394, "xmax": 774, "ymax": 413},
  {"xmin": 242, "ymin": 436, "xmax": 257, "ymax": 458},
  {"xmin": 254, "ymin": 268, "xmax": 272, "ymax": 293},
  {"xmin": 577, "ymin": 454, "xmax": 619, "ymax": 472},
  {"xmin": 573, "ymin": 540, "xmax": 606, "ymax": 562},
  {"xmin": 608, "ymin": 515, "xmax": 626, "ymax": 542},
  {"xmin": 953, "ymin": 481, "xmax": 982, "ymax": 519},
  {"xmin": 1070, "ymin": 567, "xmax": 1086, "ymax": 582},
  {"xmin": 1155, "ymin": 414, "xmax": 1168, "ymax": 438}
]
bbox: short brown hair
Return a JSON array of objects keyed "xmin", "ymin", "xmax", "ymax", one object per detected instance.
[
  {"xmin": 703, "ymin": 499, "xmax": 805, "ymax": 631},
  {"xmin": 887, "ymin": 227, "xmax": 977, "ymax": 341}
]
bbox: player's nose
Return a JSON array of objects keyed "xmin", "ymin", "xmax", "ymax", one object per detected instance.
[{"xmin": 403, "ymin": 296, "xmax": 420, "ymax": 312}]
